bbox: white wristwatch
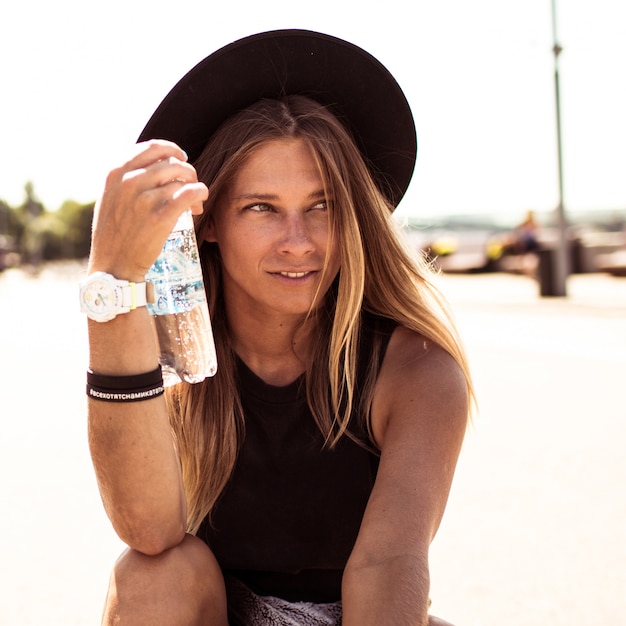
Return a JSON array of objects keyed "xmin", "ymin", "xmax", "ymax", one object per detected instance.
[{"xmin": 79, "ymin": 271, "xmax": 149, "ymax": 323}]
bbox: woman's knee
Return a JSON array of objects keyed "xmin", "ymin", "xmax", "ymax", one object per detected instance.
[
  {"xmin": 429, "ymin": 616, "xmax": 457, "ymax": 626},
  {"xmin": 104, "ymin": 533, "xmax": 227, "ymax": 625}
]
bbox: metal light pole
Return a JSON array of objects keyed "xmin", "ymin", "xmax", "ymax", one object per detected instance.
[{"xmin": 550, "ymin": 0, "xmax": 569, "ymax": 296}]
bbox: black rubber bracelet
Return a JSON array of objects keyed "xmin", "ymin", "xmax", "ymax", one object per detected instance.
[
  {"xmin": 86, "ymin": 365, "xmax": 163, "ymax": 391},
  {"xmin": 86, "ymin": 384, "xmax": 165, "ymax": 403}
]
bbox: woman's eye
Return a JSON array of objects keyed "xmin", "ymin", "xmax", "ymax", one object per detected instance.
[
  {"xmin": 247, "ymin": 203, "xmax": 272, "ymax": 212},
  {"xmin": 311, "ymin": 200, "xmax": 328, "ymax": 211}
]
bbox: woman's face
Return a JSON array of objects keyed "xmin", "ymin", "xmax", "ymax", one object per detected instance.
[{"xmin": 205, "ymin": 138, "xmax": 341, "ymax": 320}]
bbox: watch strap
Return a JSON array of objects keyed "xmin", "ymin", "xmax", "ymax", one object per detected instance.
[{"xmin": 120, "ymin": 281, "xmax": 148, "ymax": 311}]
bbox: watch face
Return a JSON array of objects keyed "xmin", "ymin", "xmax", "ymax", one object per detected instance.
[{"xmin": 79, "ymin": 273, "xmax": 121, "ymax": 322}]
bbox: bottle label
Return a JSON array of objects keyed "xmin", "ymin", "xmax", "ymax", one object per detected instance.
[{"xmin": 146, "ymin": 223, "xmax": 207, "ymax": 316}]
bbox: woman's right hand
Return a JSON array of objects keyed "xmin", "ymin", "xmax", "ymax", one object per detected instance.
[{"xmin": 88, "ymin": 139, "xmax": 209, "ymax": 282}]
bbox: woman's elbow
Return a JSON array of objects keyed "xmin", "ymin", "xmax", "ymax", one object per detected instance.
[{"xmin": 114, "ymin": 511, "xmax": 187, "ymax": 556}]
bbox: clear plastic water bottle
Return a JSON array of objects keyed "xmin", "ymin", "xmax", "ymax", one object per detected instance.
[{"xmin": 146, "ymin": 210, "xmax": 217, "ymax": 385}]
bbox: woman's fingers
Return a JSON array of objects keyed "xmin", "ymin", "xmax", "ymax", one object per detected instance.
[
  {"xmin": 122, "ymin": 156, "xmax": 198, "ymax": 190},
  {"xmin": 88, "ymin": 140, "xmax": 209, "ymax": 280},
  {"xmin": 120, "ymin": 141, "xmax": 208, "ymax": 220},
  {"xmin": 123, "ymin": 139, "xmax": 190, "ymax": 172},
  {"xmin": 172, "ymin": 182, "xmax": 209, "ymax": 216},
  {"xmin": 137, "ymin": 179, "xmax": 208, "ymax": 222}
]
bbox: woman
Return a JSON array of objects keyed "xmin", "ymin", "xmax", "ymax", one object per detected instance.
[{"xmin": 83, "ymin": 30, "xmax": 472, "ymax": 626}]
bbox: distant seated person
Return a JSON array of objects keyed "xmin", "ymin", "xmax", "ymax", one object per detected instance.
[{"xmin": 513, "ymin": 210, "xmax": 539, "ymax": 254}]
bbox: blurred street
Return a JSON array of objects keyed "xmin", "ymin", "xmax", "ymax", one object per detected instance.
[{"xmin": 1, "ymin": 262, "xmax": 625, "ymax": 625}]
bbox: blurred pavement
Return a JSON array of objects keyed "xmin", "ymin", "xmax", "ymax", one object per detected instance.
[{"xmin": 0, "ymin": 262, "xmax": 624, "ymax": 625}]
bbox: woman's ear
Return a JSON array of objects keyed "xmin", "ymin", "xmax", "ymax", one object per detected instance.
[
  {"xmin": 198, "ymin": 211, "xmax": 218, "ymax": 244},
  {"xmin": 204, "ymin": 218, "xmax": 218, "ymax": 243}
]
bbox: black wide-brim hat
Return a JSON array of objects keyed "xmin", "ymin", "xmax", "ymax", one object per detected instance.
[{"xmin": 138, "ymin": 29, "xmax": 417, "ymax": 208}]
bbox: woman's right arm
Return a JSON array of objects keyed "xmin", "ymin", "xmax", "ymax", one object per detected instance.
[{"xmin": 86, "ymin": 140, "xmax": 208, "ymax": 555}]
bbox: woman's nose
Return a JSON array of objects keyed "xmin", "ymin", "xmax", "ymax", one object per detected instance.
[{"xmin": 277, "ymin": 213, "xmax": 316, "ymax": 255}]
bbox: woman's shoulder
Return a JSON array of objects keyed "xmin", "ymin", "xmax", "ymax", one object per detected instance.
[
  {"xmin": 385, "ymin": 325, "xmax": 464, "ymax": 375},
  {"xmin": 370, "ymin": 325, "xmax": 469, "ymax": 449}
]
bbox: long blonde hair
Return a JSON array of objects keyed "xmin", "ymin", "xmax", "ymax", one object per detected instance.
[{"xmin": 166, "ymin": 96, "xmax": 473, "ymax": 533}]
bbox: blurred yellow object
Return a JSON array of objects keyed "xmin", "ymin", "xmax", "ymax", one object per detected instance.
[
  {"xmin": 486, "ymin": 239, "xmax": 504, "ymax": 260},
  {"xmin": 430, "ymin": 236, "xmax": 457, "ymax": 257}
]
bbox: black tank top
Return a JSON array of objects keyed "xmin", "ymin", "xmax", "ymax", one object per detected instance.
[{"xmin": 197, "ymin": 314, "xmax": 397, "ymax": 602}]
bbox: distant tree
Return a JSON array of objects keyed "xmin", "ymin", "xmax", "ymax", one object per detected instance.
[
  {"xmin": 1, "ymin": 199, "xmax": 19, "ymax": 236},
  {"xmin": 0, "ymin": 200, "xmax": 9, "ymax": 235},
  {"xmin": 21, "ymin": 213, "xmax": 64, "ymax": 264},
  {"xmin": 56, "ymin": 200, "xmax": 94, "ymax": 258},
  {"xmin": 1, "ymin": 184, "xmax": 95, "ymax": 265},
  {"xmin": 0, "ymin": 200, "xmax": 21, "ymax": 269},
  {"xmin": 1, "ymin": 197, "xmax": 26, "ymax": 236},
  {"xmin": 19, "ymin": 182, "xmax": 45, "ymax": 221}
]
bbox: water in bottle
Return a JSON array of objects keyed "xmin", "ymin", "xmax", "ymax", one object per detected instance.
[{"xmin": 146, "ymin": 210, "xmax": 217, "ymax": 385}]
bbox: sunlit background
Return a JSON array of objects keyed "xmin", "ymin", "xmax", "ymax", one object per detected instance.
[
  {"xmin": 1, "ymin": 1, "xmax": 625, "ymax": 625},
  {"xmin": 1, "ymin": 0, "xmax": 625, "ymax": 220}
]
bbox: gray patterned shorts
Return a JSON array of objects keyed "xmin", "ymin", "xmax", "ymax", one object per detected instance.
[{"xmin": 225, "ymin": 576, "xmax": 342, "ymax": 626}]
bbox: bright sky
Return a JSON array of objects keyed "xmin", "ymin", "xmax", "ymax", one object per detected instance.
[{"xmin": 1, "ymin": 0, "xmax": 625, "ymax": 221}]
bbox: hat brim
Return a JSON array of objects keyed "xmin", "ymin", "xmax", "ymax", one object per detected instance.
[{"xmin": 138, "ymin": 29, "xmax": 417, "ymax": 207}]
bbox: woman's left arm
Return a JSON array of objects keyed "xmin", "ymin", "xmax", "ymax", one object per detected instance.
[{"xmin": 342, "ymin": 327, "xmax": 469, "ymax": 626}]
